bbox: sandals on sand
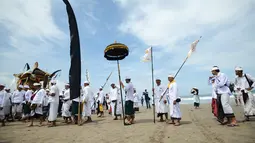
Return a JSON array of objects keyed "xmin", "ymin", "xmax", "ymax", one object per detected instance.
[{"xmin": 227, "ymin": 124, "xmax": 239, "ymax": 127}]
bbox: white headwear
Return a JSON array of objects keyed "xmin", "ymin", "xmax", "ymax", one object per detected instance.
[
  {"xmin": 51, "ymin": 80, "xmax": 56, "ymax": 84},
  {"xmin": 33, "ymin": 83, "xmax": 41, "ymax": 86},
  {"xmin": 18, "ymin": 85, "xmax": 23, "ymax": 88},
  {"xmin": 168, "ymin": 74, "xmax": 174, "ymax": 78},
  {"xmin": 211, "ymin": 66, "xmax": 219, "ymax": 71},
  {"xmin": 156, "ymin": 78, "xmax": 161, "ymax": 81},
  {"xmin": 65, "ymin": 83, "xmax": 70, "ymax": 86},
  {"xmin": 125, "ymin": 76, "xmax": 131, "ymax": 79},
  {"xmin": 235, "ymin": 66, "xmax": 243, "ymax": 71},
  {"xmin": 99, "ymin": 86, "xmax": 103, "ymax": 89},
  {"xmin": 24, "ymin": 85, "xmax": 29, "ymax": 88},
  {"xmin": 4, "ymin": 87, "xmax": 10, "ymax": 90},
  {"xmin": 84, "ymin": 81, "xmax": 89, "ymax": 84},
  {"xmin": 0, "ymin": 83, "xmax": 5, "ymax": 87},
  {"xmin": 46, "ymin": 89, "xmax": 50, "ymax": 92}
]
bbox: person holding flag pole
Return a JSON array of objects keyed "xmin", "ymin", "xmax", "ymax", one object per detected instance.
[
  {"xmin": 159, "ymin": 37, "xmax": 202, "ymax": 126},
  {"xmin": 141, "ymin": 47, "xmax": 156, "ymax": 123}
]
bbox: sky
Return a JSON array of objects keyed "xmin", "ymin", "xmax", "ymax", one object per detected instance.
[{"xmin": 0, "ymin": 0, "xmax": 255, "ymax": 97}]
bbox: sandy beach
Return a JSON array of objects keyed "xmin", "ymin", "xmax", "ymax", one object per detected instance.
[{"xmin": 1, "ymin": 103, "xmax": 255, "ymax": 143}]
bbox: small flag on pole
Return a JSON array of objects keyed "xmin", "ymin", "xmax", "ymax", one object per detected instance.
[
  {"xmin": 187, "ymin": 39, "xmax": 200, "ymax": 58},
  {"xmin": 141, "ymin": 47, "xmax": 152, "ymax": 62}
]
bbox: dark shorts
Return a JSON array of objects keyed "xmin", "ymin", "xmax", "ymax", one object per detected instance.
[
  {"xmin": 31, "ymin": 113, "xmax": 42, "ymax": 119},
  {"xmin": 125, "ymin": 100, "xmax": 134, "ymax": 116},
  {"xmin": 194, "ymin": 102, "xmax": 200, "ymax": 107},
  {"xmin": 72, "ymin": 101, "xmax": 82, "ymax": 116}
]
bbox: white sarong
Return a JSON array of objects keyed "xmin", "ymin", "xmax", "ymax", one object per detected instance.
[
  {"xmin": 241, "ymin": 92, "xmax": 255, "ymax": 116},
  {"xmin": 48, "ymin": 102, "xmax": 59, "ymax": 121},
  {"xmin": 221, "ymin": 93, "xmax": 234, "ymax": 114},
  {"xmin": 169, "ymin": 99, "xmax": 181, "ymax": 119},
  {"xmin": 12, "ymin": 103, "xmax": 23, "ymax": 117},
  {"xmin": 82, "ymin": 101, "xmax": 91, "ymax": 117},
  {"xmin": 111, "ymin": 100, "xmax": 122, "ymax": 117},
  {"xmin": 62, "ymin": 100, "xmax": 71, "ymax": 117}
]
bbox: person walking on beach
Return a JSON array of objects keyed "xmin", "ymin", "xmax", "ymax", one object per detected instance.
[
  {"xmin": 11, "ymin": 85, "xmax": 24, "ymax": 121},
  {"xmin": 62, "ymin": 83, "xmax": 72, "ymax": 124},
  {"xmin": 133, "ymin": 89, "xmax": 139, "ymax": 112},
  {"xmin": 120, "ymin": 76, "xmax": 135, "ymax": 125},
  {"xmin": 82, "ymin": 81, "xmax": 93, "ymax": 123},
  {"xmin": 211, "ymin": 66, "xmax": 238, "ymax": 127},
  {"xmin": 191, "ymin": 87, "xmax": 200, "ymax": 109},
  {"xmin": 208, "ymin": 77, "xmax": 218, "ymax": 117},
  {"xmin": 154, "ymin": 79, "xmax": 168, "ymax": 122},
  {"xmin": 21, "ymin": 85, "xmax": 32, "ymax": 122},
  {"xmin": 143, "ymin": 89, "xmax": 151, "ymax": 109},
  {"xmin": 28, "ymin": 83, "xmax": 45, "ymax": 127},
  {"xmin": 161, "ymin": 74, "xmax": 181, "ymax": 126},
  {"xmin": 48, "ymin": 80, "xmax": 60, "ymax": 127},
  {"xmin": 0, "ymin": 83, "xmax": 6, "ymax": 126},
  {"xmin": 110, "ymin": 83, "xmax": 122, "ymax": 120},
  {"xmin": 141, "ymin": 96, "xmax": 144, "ymax": 106},
  {"xmin": 97, "ymin": 87, "xmax": 104, "ymax": 117},
  {"xmin": 234, "ymin": 66, "xmax": 255, "ymax": 121}
]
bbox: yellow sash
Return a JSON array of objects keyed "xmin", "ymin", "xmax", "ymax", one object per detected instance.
[{"xmin": 167, "ymin": 80, "xmax": 175, "ymax": 88}]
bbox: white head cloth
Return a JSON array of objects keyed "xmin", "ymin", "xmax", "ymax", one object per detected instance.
[
  {"xmin": 33, "ymin": 83, "xmax": 41, "ymax": 86},
  {"xmin": 18, "ymin": 85, "xmax": 23, "ymax": 88},
  {"xmin": 84, "ymin": 81, "xmax": 89, "ymax": 84},
  {"xmin": 99, "ymin": 86, "xmax": 103, "ymax": 89},
  {"xmin": 125, "ymin": 76, "xmax": 131, "ymax": 79},
  {"xmin": 235, "ymin": 66, "xmax": 243, "ymax": 71},
  {"xmin": 65, "ymin": 83, "xmax": 70, "ymax": 86},
  {"xmin": 4, "ymin": 87, "xmax": 10, "ymax": 90},
  {"xmin": 168, "ymin": 74, "xmax": 174, "ymax": 78},
  {"xmin": 24, "ymin": 85, "xmax": 29, "ymax": 88},
  {"xmin": 211, "ymin": 66, "xmax": 219, "ymax": 71},
  {"xmin": 0, "ymin": 83, "xmax": 5, "ymax": 87},
  {"xmin": 51, "ymin": 80, "xmax": 56, "ymax": 84}
]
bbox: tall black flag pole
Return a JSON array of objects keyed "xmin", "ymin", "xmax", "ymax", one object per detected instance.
[
  {"xmin": 63, "ymin": 0, "xmax": 81, "ymax": 125},
  {"xmin": 150, "ymin": 47, "xmax": 156, "ymax": 123}
]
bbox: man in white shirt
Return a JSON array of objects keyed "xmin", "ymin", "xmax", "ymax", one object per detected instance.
[
  {"xmin": 0, "ymin": 83, "xmax": 6, "ymax": 126},
  {"xmin": 62, "ymin": 83, "xmax": 72, "ymax": 123},
  {"xmin": 21, "ymin": 85, "xmax": 33, "ymax": 121},
  {"xmin": 110, "ymin": 83, "xmax": 122, "ymax": 120},
  {"xmin": 211, "ymin": 66, "xmax": 238, "ymax": 127},
  {"xmin": 208, "ymin": 77, "xmax": 218, "ymax": 117},
  {"xmin": 120, "ymin": 76, "xmax": 134, "ymax": 125},
  {"xmin": 11, "ymin": 85, "xmax": 24, "ymax": 121},
  {"xmin": 161, "ymin": 75, "xmax": 181, "ymax": 126},
  {"xmin": 28, "ymin": 83, "xmax": 45, "ymax": 127},
  {"xmin": 234, "ymin": 66, "xmax": 255, "ymax": 121},
  {"xmin": 82, "ymin": 81, "xmax": 93, "ymax": 123},
  {"xmin": 97, "ymin": 87, "xmax": 104, "ymax": 117},
  {"xmin": 133, "ymin": 89, "xmax": 140, "ymax": 112},
  {"xmin": 48, "ymin": 80, "xmax": 59, "ymax": 127},
  {"xmin": 154, "ymin": 79, "xmax": 168, "ymax": 122}
]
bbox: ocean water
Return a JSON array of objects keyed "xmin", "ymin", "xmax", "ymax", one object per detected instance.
[{"xmin": 137, "ymin": 95, "xmax": 237, "ymax": 106}]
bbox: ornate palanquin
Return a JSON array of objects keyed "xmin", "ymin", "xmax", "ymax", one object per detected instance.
[{"xmin": 13, "ymin": 62, "xmax": 61, "ymax": 89}]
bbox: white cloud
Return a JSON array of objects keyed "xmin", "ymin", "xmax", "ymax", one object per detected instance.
[
  {"xmin": 0, "ymin": 0, "xmax": 100, "ymax": 91},
  {"xmin": 114, "ymin": 0, "xmax": 255, "ymax": 71}
]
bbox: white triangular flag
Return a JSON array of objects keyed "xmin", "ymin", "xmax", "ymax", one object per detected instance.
[
  {"xmin": 141, "ymin": 47, "xmax": 152, "ymax": 62},
  {"xmin": 187, "ymin": 39, "xmax": 199, "ymax": 58}
]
